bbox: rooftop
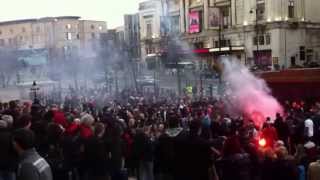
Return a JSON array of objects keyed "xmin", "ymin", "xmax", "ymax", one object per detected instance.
[{"xmin": 0, "ymin": 16, "xmax": 81, "ymax": 26}]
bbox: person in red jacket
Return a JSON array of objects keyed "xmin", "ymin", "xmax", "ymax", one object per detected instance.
[
  {"xmin": 53, "ymin": 110, "xmax": 69, "ymax": 129},
  {"xmin": 79, "ymin": 114, "xmax": 94, "ymax": 139},
  {"xmin": 261, "ymin": 118, "xmax": 278, "ymax": 148}
]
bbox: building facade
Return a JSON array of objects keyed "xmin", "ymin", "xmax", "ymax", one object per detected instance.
[
  {"xmin": 0, "ymin": 16, "xmax": 107, "ymax": 57},
  {"xmin": 124, "ymin": 14, "xmax": 141, "ymax": 61},
  {"xmin": 139, "ymin": 0, "xmax": 320, "ymax": 70},
  {"xmin": 0, "ymin": 16, "xmax": 107, "ymax": 84},
  {"xmin": 139, "ymin": 0, "xmax": 164, "ymax": 63}
]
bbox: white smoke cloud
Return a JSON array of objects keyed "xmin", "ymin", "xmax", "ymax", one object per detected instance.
[{"xmin": 221, "ymin": 56, "xmax": 283, "ymax": 126}]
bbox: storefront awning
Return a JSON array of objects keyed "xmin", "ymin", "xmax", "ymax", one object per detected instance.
[
  {"xmin": 178, "ymin": 48, "xmax": 210, "ymax": 55},
  {"xmin": 209, "ymin": 46, "xmax": 245, "ymax": 53},
  {"xmin": 193, "ymin": 48, "xmax": 210, "ymax": 54}
]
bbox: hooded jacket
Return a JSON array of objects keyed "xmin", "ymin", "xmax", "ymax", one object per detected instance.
[
  {"xmin": 17, "ymin": 148, "xmax": 52, "ymax": 180},
  {"xmin": 154, "ymin": 127, "xmax": 185, "ymax": 174}
]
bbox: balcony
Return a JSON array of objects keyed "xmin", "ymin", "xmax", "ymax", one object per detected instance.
[
  {"xmin": 212, "ymin": 0, "xmax": 230, "ymax": 7},
  {"xmin": 139, "ymin": 2, "xmax": 156, "ymax": 10},
  {"xmin": 189, "ymin": 0, "xmax": 203, "ymax": 8}
]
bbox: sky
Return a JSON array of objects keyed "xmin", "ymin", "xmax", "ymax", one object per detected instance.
[{"xmin": 0, "ymin": 0, "xmax": 145, "ymax": 28}]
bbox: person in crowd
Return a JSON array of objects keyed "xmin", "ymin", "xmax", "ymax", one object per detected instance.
[
  {"xmin": 3, "ymin": 101, "xmax": 21, "ymax": 122},
  {"xmin": 12, "ymin": 128, "xmax": 52, "ymax": 180},
  {"xmin": 0, "ymin": 118, "xmax": 15, "ymax": 180},
  {"xmin": 261, "ymin": 117, "xmax": 278, "ymax": 147},
  {"xmin": 154, "ymin": 113, "xmax": 185, "ymax": 180},
  {"xmin": 83, "ymin": 122, "xmax": 109, "ymax": 180},
  {"xmin": 305, "ymin": 115, "xmax": 314, "ymax": 139},
  {"xmin": 175, "ymin": 120, "xmax": 216, "ymax": 180},
  {"xmin": 308, "ymin": 158, "xmax": 320, "ymax": 180},
  {"xmin": 79, "ymin": 113, "xmax": 95, "ymax": 139},
  {"xmin": 0, "ymin": 94, "xmax": 319, "ymax": 180},
  {"xmin": 14, "ymin": 114, "xmax": 32, "ymax": 129},
  {"xmin": 135, "ymin": 125, "xmax": 154, "ymax": 180},
  {"xmin": 218, "ymin": 126, "xmax": 251, "ymax": 180},
  {"xmin": 274, "ymin": 113, "xmax": 290, "ymax": 146},
  {"xmin": 273, "ymin": 145, "xmax": 299, "ymax": 180}
]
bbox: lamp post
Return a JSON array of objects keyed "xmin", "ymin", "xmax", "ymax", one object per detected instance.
[{"xmin": 30, "ymin": 80, "xmax": 39, "ymax": 102}]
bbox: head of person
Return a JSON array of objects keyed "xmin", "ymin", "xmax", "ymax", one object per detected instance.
[
  {"xmin": 94, "ymin": 122, "xmax": 105, "ymax": 138},
  {"xmin": 167, "ymin": 113, "xmax": 179, "ymax": 129},
  {"xmin": 14, "ymin": 115, "xmax": 32, "ymax": 129},
  {"xmin": 1, "ymin": 115, "xmax": 13, "ymax": 128},
  {"xmin": 275, "ymin": 146, "xmax": 289, "ymax": 160},
  {"xmin": 158, "ymin": 123, "xmax": 165, "ymax": 132},
  {"xmin": 128, "ymin": 118, "xmax": 135, "ymax": 128},
  {"xmin": 80, "ymin": 113, "xmax": 95, "ymax": 127},
  {"xmin": 9, "ymin": 100, "xmax": 17, "ymax": 110},
  {"xmin": 190, "ymin": 120, "xmax": 202, "ymax": 136},
  {"xmin": 12, "ymin": 128, "xmax": 35, "ymax": 155}
]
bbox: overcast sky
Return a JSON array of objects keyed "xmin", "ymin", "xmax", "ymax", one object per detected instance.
[{"xmin": 0, "ymin": 0, "xmax": 144, "ymax": 28}]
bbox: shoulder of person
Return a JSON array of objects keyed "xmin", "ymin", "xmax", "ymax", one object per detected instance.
[{"xmin": 18, "ymin": 162, "xmax": 39, "ymax": 180}]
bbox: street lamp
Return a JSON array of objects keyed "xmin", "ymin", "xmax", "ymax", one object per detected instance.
[{"xmin": 30, "ymin": 80, "xmax": 40, "ymax": 102}]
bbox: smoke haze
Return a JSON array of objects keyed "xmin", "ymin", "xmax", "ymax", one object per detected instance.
[{"xmin": 221, "ymin": 56, "xmax": 283, "ymax": 126}]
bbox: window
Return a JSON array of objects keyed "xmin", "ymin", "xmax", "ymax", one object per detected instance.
[
  {"xmin": 253, "ymin": 36, "xmax": 258, "ymax": 45},
  {"xmin": 36, "ymin": 26, "xmax": 40, "ymax": 33},
  {"xmin": 146, "ymin": 23, "xmax": 153, "ymax": 38},
  {"xmin": 194, "ymin": 42, "xmax": 204, "ymax": 48},
  {"xmin": 0, "ymin": 30, "xmax": 2, "ymax": 35},
  {"xmin": 91, "ymin": 25, "xmax": 95, "ymax": 30},
  {"xmin": 170, "ymin": 16, "xmax": 180, "ymax": 34},
  {"xmin": 91, "ymin": 33, "xmax": 96, "ymax": 39},
  {"xmin": 266, "ymin": 34, "xmax": 271, "ymax": 45},
  {"xmin": 10, "ymin": 29, "xmax": 14, "ymax": 34},
  {"xmin": 221, "ymin": 6, "xmax": 230, "ymax": 29},
  {"xmin": 66, "ymin": 32, "xmax": 72, "ymax": 40},
  {"xmin": 0, "ymin": 39, "xmax": 4, "ymax": 46},
  {"xmin": 214, "ymin": 41, "xmax": 219, "ymax": 48},
  {"xmin": 300, "ymin": 46, "xmax": 305, "ymax": 61},
  {"xmin": 22, "ymin": 27, "xmax": 26, "ymax": 33},
  {"xmin": 257, "ymin": 3, "xmax": 265, "ymax": 21},
  {"xmin": 259, "ymin": 35, "xmax": 264, "ymax": 45},
  {"xmin": 288, "ymin": 1, "xmax": 295, "ymax": 18},
  {"xmin": 220, "ymin": 39, "xmax": 230, "ymax": 47},
  {"xmin": 291, "ymin": 56, "xmax": 296, "ymax": 66},
  {"xmin": 77, "ymin": 34, "xmax": 80, "ymax": 39},
  {"xmin": 36, "ymin": 36, "xmax": 41, "ymax": 43},
  {"xmin": 66, "ymin": 24, "xmax": 71, "ymax": 29}
]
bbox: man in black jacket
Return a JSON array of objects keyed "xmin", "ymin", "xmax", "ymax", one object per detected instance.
[
  {"xmin": 174, "ymin": 120, "xmax": 214, "ymax": 180},
  {"xmin": 0, "ymin": 120, "xmax": 15, "ymax": 180},
  {"xmin": 154, "ymin": 113, "xmax": 186, "ymax": 180}
]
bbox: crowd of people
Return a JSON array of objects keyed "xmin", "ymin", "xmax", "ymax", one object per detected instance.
[{"xmin": 0, "ymin": 94, "xmax": 320, "ymax": 180}]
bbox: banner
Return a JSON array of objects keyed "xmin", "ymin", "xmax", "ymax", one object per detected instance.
[
  {"xmin": 189, "ymin": 11, "xmax": 200, "ymax": 33},
  {"xmin": 208, "ymin": 7, "xmax": 221, "ymax": 28}
]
